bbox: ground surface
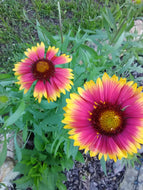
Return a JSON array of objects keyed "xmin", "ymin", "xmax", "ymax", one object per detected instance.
[
  {"xmin": 0, "ymin": 1, "xmax": 143, "ymax": 190},
  {"xmin": 64, "ymin": 153, "xmax": 143, "ymax": 190}
]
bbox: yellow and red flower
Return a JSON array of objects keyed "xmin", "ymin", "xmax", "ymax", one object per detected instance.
[
  {"xmin": 13, "ymin": 42, "xmax": 73, "ymax": 103},
  {"xmin": 62, "ymin": 73, "xmax": 143, "ymax": 161},
  {"xmin": 132, "ymin": 0, "xmax": 142, "ymax": 4}
]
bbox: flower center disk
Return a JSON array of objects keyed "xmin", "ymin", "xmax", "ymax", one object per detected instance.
[
  {"xmin": 99, "ymin": 110, "xmax": 121, "ymax": 132},
  {"xmin": 32, "ymin": 59, "xmax": 55, "ymax": 81},
  {"xmin": 36, "ymin": 61, "xmax": 49, "ymax": 73},
  {"xmin": 90, "ymin": 103, "xmax": 125, "ymax": 136}
]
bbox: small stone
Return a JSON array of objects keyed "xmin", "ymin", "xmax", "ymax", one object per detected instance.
[
  {"xmin": 138, "ymin": 164, "xmax": 143, "ymax": 190},
  {"xmin": 113, "ymin": 160, "xmax": 125, "ymax": 174},
  {"xmin": 90, "ymin": 182, "xmax": 98, "ymax": 190},
  {"xmin": 138, "ymin": 145, "xmax": 143, "ymax": 154},
  {"xmin": 89, "ymin": 167, "xmax": 94, "ymax": 173},
  {"xmin": 119, "ymin": 167, "xmax": 138, "ymax": 190},
  {"xmin": 74, "ymin": 179, "xmax": 79, "ymax": 185}
]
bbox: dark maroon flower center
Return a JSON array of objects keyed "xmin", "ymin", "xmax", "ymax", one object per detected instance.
[
  {"xmin": 31, "ymin": 58, "xmax": 55, "ymax": 81},
  {"xmin": 90, "ymin": 102, "xmax": 126, "ymax": 136}
]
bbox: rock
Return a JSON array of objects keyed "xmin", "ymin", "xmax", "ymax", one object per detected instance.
[
  {"xmin": 119, "ymin": 167, "xmax": 138, "ymax": 190},
  {"xmin": 113, "ymin": 160, "xmax": 125, "ymax": 174},
  {"xmin": 0, "ymin": 132, "xmax": 22, "ymax": 190},
  {"xmin": 138, "ymin": 164, "xmax": 143, "ymax": 190},
  {"xmin": 0, "ymin": 133, "xmax": 14, "ymax": 159},
  {"xmin": 0, "ymin": 158, "xmax": 19, "ymax": 190},
  {"xmin": 90, "ymin": 182, "xmax": 98, "ymax": 190},
  {"xmin": 130, "ymin": 20, "xmax": 143, "ymax": 36},
  {"xmin": 138, "ymin": 145, "xmax": 143, "ymax": 154}
]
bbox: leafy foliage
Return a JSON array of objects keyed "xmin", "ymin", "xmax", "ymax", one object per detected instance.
[
  {"xmin": 0, "ymin": 0, "xmax": 143, "ymax": 189},
  {"xmin": 122, "ymin": 153, "xmax": 142, "ymax": 168}
]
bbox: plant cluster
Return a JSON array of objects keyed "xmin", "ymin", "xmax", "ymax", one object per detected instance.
[{"xmin": 0, "ymin": 0, "xmax": 143, "ymax": 190}]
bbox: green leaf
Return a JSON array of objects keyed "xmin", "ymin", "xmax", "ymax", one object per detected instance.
[
  {"xmin": 0, "ymin": 74, "xmax": 12, "ymax": 80},
  {"xmin": 0, "ymin": 95, "xmax": 8, "ymax": 103},
  {"xmin": 61, "ymin": 158, "xmax": 74, "ymax": 171},
  {"xmin": 56, "ymin": 181, "xmax": 67, "ymax": 190},
  {"xmin": 4, "ymin": 101, "xmax": 25, "ymax": 127},
  {"xmin": 0, "ymin": 137, "xmax": 7, "ymax": 166},
  {"xmin": 61, "ymin": 31, "xmax": 71, "ymax": 53},
  {"xmin": 15, "ymin": 176, "xmax": 33, "ymax": 189},
  {"xmin": 36, "ymin": 20, "xmax": 56, "ymax": 45},
  {"xmin": 64, "ymin": 139, "xmax": 78, "ymax": 159},
  {"xmin": 50, "ymin": 133, "xmax": 65, "ymax": 155},
  {"xmin": 89, "ymin": 30, "xmax": 108, "ymax": 41},
  {"xmin": 42, "ymin": 124, "xmax": 60, "ymax": 132},
  {"xmin": 34, "ymin": 123, "xmax": 42, "ymax": 136},
  {"xmin": 40, "ymin": 101, "xmax": 58, "ymax": 110},
  {"xmin": 80, "ymin": 44, "xmax": 98, "ymax": 59},
  {"xmin": 23, "ymin": 125, "xmax": 28, "ymax": 142},
  {"xmin": 56, "ymin": 173, "xmax": 67, "ymax": 190},
  {"xmin": 114, "ymin": 32, "xmax": 125, "ymax": 49},
  {"xmin": 74, "ymin": 66, "xmax": 85, "ymax": 75},
  {"xmin": 75, "ymin": 151, "xmax": 85, "ymax": 163},
  {"xmin": 118, "ymin": 57, "xmax": 135, "ymax": 74},
  {"xmin": 54, "ymin": 137, "xmax": 65, "ymax": 157},
  {"xmin": 39, "ymin": 169, "xmax": 56, "ymax": 190},
  {"xmin": 40, "ymin": 111, "xmax": 62, "ymax": 128},
  {"xmin": 34, "ymin": 135, "xmax": 45, "ymax": 151},
  {"xmin": 0, "ymin": 182, "xmax": 8, "ymax": 189},
  {"xmin": 14, "ymin": 133, "xmax": 22, "ymax": 162},
  {"xmin": 100, "ymin": 156, "xmax": 107, "ymax": 176}
]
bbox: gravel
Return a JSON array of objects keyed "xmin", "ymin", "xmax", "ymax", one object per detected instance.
[{"xmin": 64, "ymin": 153, "xmax": 126, "ymax": 190}]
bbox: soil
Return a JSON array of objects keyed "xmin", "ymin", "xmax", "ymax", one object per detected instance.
[{"xmin": 64, "ymin": 154, "xmax": 126, "ymax": 190}]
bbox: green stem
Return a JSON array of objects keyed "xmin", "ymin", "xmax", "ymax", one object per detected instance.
[
  {"xmin": 110, "ymin": 4, "xmax": 133, "ymax": 45},
  {"xmin": 58, "ymin": 1, "xmax": 63, "ymax": 44}
]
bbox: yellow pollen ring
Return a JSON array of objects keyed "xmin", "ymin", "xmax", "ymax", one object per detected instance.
[
  {"xmin": 36, "ymin": 61, "xmax": 49, "ymax": 73},
  {"xmin": 99, "ymin": 110, "xmax": 121, "ymax": 132}
]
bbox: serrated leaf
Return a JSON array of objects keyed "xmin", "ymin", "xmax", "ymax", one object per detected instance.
[
  {"xmin": 15, "ymin": 176, "xmax": 33, "ymax": 189},
  {"xmin": 114, "ymin": 32, "xmax": 125, "ymax": 49},
  {"xmin": 74, "ymin": 66, "xmax": 85, "ymax": 75},
  {"xmin": 42, "ymin": 125, "xmax": 59, "ymax": 132},
  {"xmin": 80, "ymin": 44, "xmax": 98, "ymax": 61},
  {"xmin": 103, "ymin": 11, "xmax": 115, "ymax": 30},
  {"xmin": 56, "ymin": 181, "xmax": 67, "ymax": 190},
  {"xmin": 100, "ymin": 156, "xmax": 107, "ymax": 176},
  {"xmin": 0, "ymin": 137, "xmax": 7, "ymax": 166},
  {"xmin": 61, "ymin": 158, "xmax": 74, "ymax": 171},
  {"xmin": 42, "ymin": 170, "xmax": 56, "ymax": 190},
  {"xmin": 118, "ymin": 57, "xmax": 135, "ymax": 74},
  {"xmin": 4, "ymin": 101, "xmax": 25, "ymax": 127},
  {"xmin": 64, "ymin": 139, "xmax": 78, "ymax": 159},
  {"xmin": 14, "ymin": 134, "xmax": 22, "ymax": 162},
  {"xmin": 54, "ymin": 137, "xmax": 64, "ymax": 156},
  {"xmin": 61, "ymin": 31, "xmax": 71, "ymax": 53},
  {"xmin": 40, "ymin": 101, "xmax": 58, "ymax": 110},
  {"xmin": 36, "ymin": 20, "xmax": 56, "ymax": 45},
  {"xmin": 40, "ymin": 111, "xmax": 62, "ymax": 128},
  {"xmin": 89, "ymin": 30, "xmax": 108, "ymax": 41},
  {"xmin": 34, "ymin": 123, "xmax": 42, "ymax": 136},
  {"xmin": 0, "ymin": 95, "xmax": 8, "ymax": 103},
  {"xmin": 0, "ymin": 74, "xmax": 12, "ymax": 80},
  {"xmin": 34, "ymin": 135, "xmax": 45, "ymax": 151},
  {"xmin": 75, "ymin": 151, "xmax": 85, "ymax": 163},
  {"xmin": 23, "ymin": 125, "xmax": 28, "ymax": 142}
]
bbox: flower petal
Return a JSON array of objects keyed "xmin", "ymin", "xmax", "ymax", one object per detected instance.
[
  {"xmin": 36, "ymin": 42, "xmax": 45, "ymax": 59},
  {"xmin": 46, "ymin": 46, "xmax": 59, "ymax": 60},
  {"xmin": 25, "ymin": 46, "xmax": 39, "ymax": 61},
  {"xmin": 52, "ymin": 54, "xmax": 72, "ymax": 65},
  {"xmin": 33, "ymin": 80, "xmax": 47, "ymax": 103},
  {"xmin": 63, "ymin": 73, "xmax": 143, "ymax": 161}
]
